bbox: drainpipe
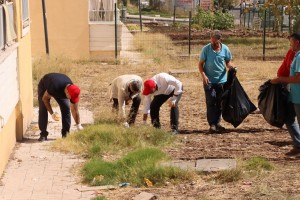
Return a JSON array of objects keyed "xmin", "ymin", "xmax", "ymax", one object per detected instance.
[{"xmin": 42, "ymin": 0, "xmax": 49, "ymax": 55}]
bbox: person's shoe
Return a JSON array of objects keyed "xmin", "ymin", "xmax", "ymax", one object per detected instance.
[
  {"xmin": 209, "ymin": 125, "xmax": 218, "ymax": 133},
  {"xmin": 38, "ymin": 136, "xmax": 47, "ymax": 142},
  {"xmin": 216, "ymin": 124, "xmax": 226, "ymax": 132},
  {"xmin": 171, "ymin": 129, "xmax": 179, "ymax": 135},
  {"xmin": 285, "ymin": 147, "xmax": 300, "ymax": 156}
]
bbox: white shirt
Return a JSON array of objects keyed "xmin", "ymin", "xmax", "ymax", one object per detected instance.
[
  {"xmin": 109, "ymin": 74, "xmax": 143, "ymax": 118},
  {"xmin": 143, "ymin": 73, "xmax": 183, "ymax": 114}
]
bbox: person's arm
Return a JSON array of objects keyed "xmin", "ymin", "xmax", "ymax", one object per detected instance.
[
  {"xmin": 225, "ymin": 60, "xmax": 234, "ymax": 69},
  {"xmin": 70, "ymin": 103, "xmax": 80, "ymax": 124},
  {"xmin": 118, "ymin": 90, "xmax": 127, "ymax": 120},
  {"xmin": 198, "ymin": 60, "xmax": 209, "ymax": 86},
  {"xmin": 271, "ymin": 72, "xmax": 300, "ymax": 84},
  {"xmin": 143, "ymin": 95, "xmax": 151, "ymax": 123},
  {"xmin": 167, "ymin": 76, "xmax": 183, "ymax": 95},
  {"xmin": 42, "ymin": 90, "xmax": 54, "ymax": 115},
  {"xmin": 70, "ymin": 102, "xmax": 83, "ymax": 130}
]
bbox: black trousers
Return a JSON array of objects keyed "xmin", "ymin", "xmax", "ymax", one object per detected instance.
[
  {"xmin": 38, "ymin": 82, "xmax": 71, "ymax": 137},
  {"xmin": 150, "ymin": 91, "xmax": 182, "ymax": 131},
  {"xmin": 204, "ymin": 83, "xmax": 224, "ymax": 126},
  {"xmin": 112, "ymin": 94, "xmax": 141, "ymax": 125}
]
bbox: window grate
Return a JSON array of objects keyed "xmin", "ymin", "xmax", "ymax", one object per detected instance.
[
  {"xmin": 0, "ymin": 5, "xmax": 4, "ymax": 50},
  {"xmin": 22, "ymin": 0, "xmax": 29, "ymax": 29}
]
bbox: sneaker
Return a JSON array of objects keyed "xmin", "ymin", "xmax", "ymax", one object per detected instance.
[
  {"xmin": 209, "ymin": 125, "xmax": 218, "ymax": 133},
  {"xmin": 216, "ymin": 124, "xmax": 226, "ymax": 132},
  {"xmin": 171, "ymin": 129, "xmax": 179, "ymax": 135},
  {"xmin": 38, "ymin": 136, "xmax": 47, "ymax": 142},
  {"xmin": 285, "ymin": 147, "xmax": 300, "ymax": 156}
]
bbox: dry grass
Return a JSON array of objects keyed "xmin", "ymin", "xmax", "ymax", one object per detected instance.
[{"xmin": 32, "ymin": 32, "xmax": 298, "ymax": 199}]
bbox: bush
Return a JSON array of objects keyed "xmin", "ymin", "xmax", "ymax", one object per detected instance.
[{"xmin": 192, "ymin": 8, "xmax": 234, "ymax": 30}]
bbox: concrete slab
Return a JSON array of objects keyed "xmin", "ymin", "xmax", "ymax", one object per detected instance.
[
  {"xmin": 161, "ymin": 160, "xmax": 196, "ymax": 170},
  {"xmin": 132, "ymin": 191, "xmax": 157, "ymax": 200},
  {"xmin": 196, "ymin": 159, "xmax": 237, "ymax": 172}
]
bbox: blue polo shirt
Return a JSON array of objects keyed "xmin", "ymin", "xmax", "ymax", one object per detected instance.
[
  {"xmin": 200, "ymin": 43, "xmax": 232, "ymax": 84},
  {"xmin": 289, "ymin": 51, "xmax": 300, "ymax": 104}
]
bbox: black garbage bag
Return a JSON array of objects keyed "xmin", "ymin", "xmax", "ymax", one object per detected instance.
[
  {"xmin": 258, "ymin": 80, "xmax": 289, "ymax": 128},
  {"xmin": 222, "ymin": 68, "xmax": 257, "ymax": 128}
]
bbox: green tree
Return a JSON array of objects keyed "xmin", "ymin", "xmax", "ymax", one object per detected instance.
[
  {"xmin": 262, "ymin": 0, "xmax": 300, "ymax": 33},
  {"xmin": 214, "ymin": 0, "xmax": 240, "ymax": 11}
]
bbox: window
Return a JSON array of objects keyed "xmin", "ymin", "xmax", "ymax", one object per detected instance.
[
  {"xmin": 0, "ymin": 1, "xmax": 16, "ymax": 53},
  {"xmin": 3, "ymin": 2, "xmax": 16, "ymax": 45},
  {"xmin": 89, "ymin": 0, "xmax": 117, "ymax": 23},
  {"xmin": 21, "ymin": 0, "xmax": 29, "ymax": 36},
  {"xmin": 0, "ymin": 5, "xmax": 4, "ymax": 50}
]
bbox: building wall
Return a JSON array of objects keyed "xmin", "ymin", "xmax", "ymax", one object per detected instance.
[
  {"xmin": 89, "ymin": 23, "xmax": 122, "ymax": 59},
  {"xmin": 0, "ymin": 0, "xmax": 33, "ymax": 175},
  {"xmin": 0, "ymin": 110, "xmax": 17, "ymax": 174},
  {"xmin": 30, "ymin": 0, "xmax": 90, "ymax": 58}
]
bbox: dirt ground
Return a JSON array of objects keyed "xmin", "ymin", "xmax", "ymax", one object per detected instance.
[{"xmin": 73, "ymin": 26, "xmax": 300, "ymax": 200}]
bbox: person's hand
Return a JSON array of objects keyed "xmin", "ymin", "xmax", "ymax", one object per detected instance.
[
  {"xmin": 76, "ymin": 124, "xmax": 84, "ymax": 130},
  {"xmin": 125, "ymin": 99, "xmax": 132, "ymax": 105},
  {"xmin": 270, "ymin": 77, "xmax": 280, "ymax": 84},
  {"xmin": 123, "ymin": 122, "xmax": 130, "ymax": 128},
  {"xmin": 168, "ymin": 96, "xmax": 178, "ymax": 107},
  {"xmin": 201, "ymin": 74, "xmax": 209, "ymax": 86},
  {"xmin": 51, "ymin": 112, "xmax": 60, "ymax": 121}
]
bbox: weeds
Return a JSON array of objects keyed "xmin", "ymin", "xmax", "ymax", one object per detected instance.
[
  {"xmin": 214, "ymin": 168, "xmax": 243, "ymax": 183},
  {"xmin": 82, "ymin": 148, "xmax": 193, "ymax": 187},
  {"xmin": 244, "ymin": 156, "xmax": 274, "ymax": 172},
  {"xmin": 51, "ymin": 123, "xmax": 174, "ymax": 158}
]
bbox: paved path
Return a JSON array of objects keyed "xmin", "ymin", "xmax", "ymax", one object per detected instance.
[{"xmin": 0, "ymin": 108, "xmax": 95, "ymax": 200}]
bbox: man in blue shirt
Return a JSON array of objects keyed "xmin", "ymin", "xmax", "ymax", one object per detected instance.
[
  {"xmin": 271, "ymin": 33, "xmax": 300, "ymax": 155},
  {"xmin": 198, "ymin": 30, "xmax": 234, "ymax": 133}
]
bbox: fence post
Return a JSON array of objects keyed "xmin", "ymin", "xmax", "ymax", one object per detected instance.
[
  {"xmin": 263, "ymin": 9, "xmax": 266, "ymax": 61},
  {"xmin": 289, "ymin": 13, "xmax": 291, "ymax": 34},
  {"xmin": 42, "ymin": 0, "xmax": 49, "ymax": 55},
  {"xmin": 138, "ymin": 0, "xmax": 142, "ymax": 31},
  {"xmin": 114, "ymin": 3, "xmax": 117, "ymax": 60},
  {"xmin": 188, "ymin": 11, "xmax": 191, "ymax": 55},
  {"xmin": 247, "ymin": 5, "xmax": 250, "ymax": 28},
  {"xmin": 173, "ymin": 4, "xmax": 176, "ymax": 25}
]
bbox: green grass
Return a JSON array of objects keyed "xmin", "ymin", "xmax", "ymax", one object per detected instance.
[
  {"xmin": 51, "ymin": 123, "xmax": 175, "ymax": 158},
  {"xmin": 214, "ymin": 168, "xmax": 243, "ymax": 183},
  {"xmin": 92, "ymin": 196, "xmax": 107, "ymax": 200},
  {"xmin": 82, "ymin": 148, "xmax": 193, "ymax": 187},
  {"xmin": 244, "ymin": 156, "xmax": 274, "ymax": 171}
]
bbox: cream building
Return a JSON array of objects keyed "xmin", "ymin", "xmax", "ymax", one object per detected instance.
[
  {"xmin": 0, "ymin": 0, "xmax": 33, "ymax": 175},
  {"xmin": 30, "ymin": 0, "xmax": 122, "ymax": 60}
]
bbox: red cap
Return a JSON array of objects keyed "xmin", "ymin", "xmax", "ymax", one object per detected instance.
[
  {"xmin": 142, "ymin": 79, "xmax": 156, "ymax": 95},
  {"xmin": 67, "ymin": 84, "xmax": 80, "ymax": 103}
]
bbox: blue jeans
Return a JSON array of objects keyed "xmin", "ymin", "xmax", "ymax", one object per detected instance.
[
  {"xmin": 285, "ymin": 102, "xmax": 300, "ymax": 148},
  {"xmin": 204, "ymin": 83, "xmax": 224, "ymax": 126}
]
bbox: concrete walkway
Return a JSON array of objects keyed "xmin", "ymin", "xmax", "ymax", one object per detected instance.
[{"xmin": 0, "ymin": 108, "xmax": 95, "ymax": 200}]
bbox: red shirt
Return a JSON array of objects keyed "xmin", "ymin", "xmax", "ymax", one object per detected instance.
[{"xmin": 277, "ymin": 49, "xmax": 296, "ymax": 77}]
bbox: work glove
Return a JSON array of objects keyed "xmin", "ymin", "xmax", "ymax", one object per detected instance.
[
  {"xmin": 123, "ymin": 122, "xmax": 130, "ymax": 128},
  {"xmin": 51, "ymin": 112, "xmax": 60, "ymax": 121},
  {"xmin": 76, "ymin": 124, "xmax": 84, "ymax": 131},
  {"xmin": 168, "ymin": 96, "xmax": 178, "ymax": 107}
]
